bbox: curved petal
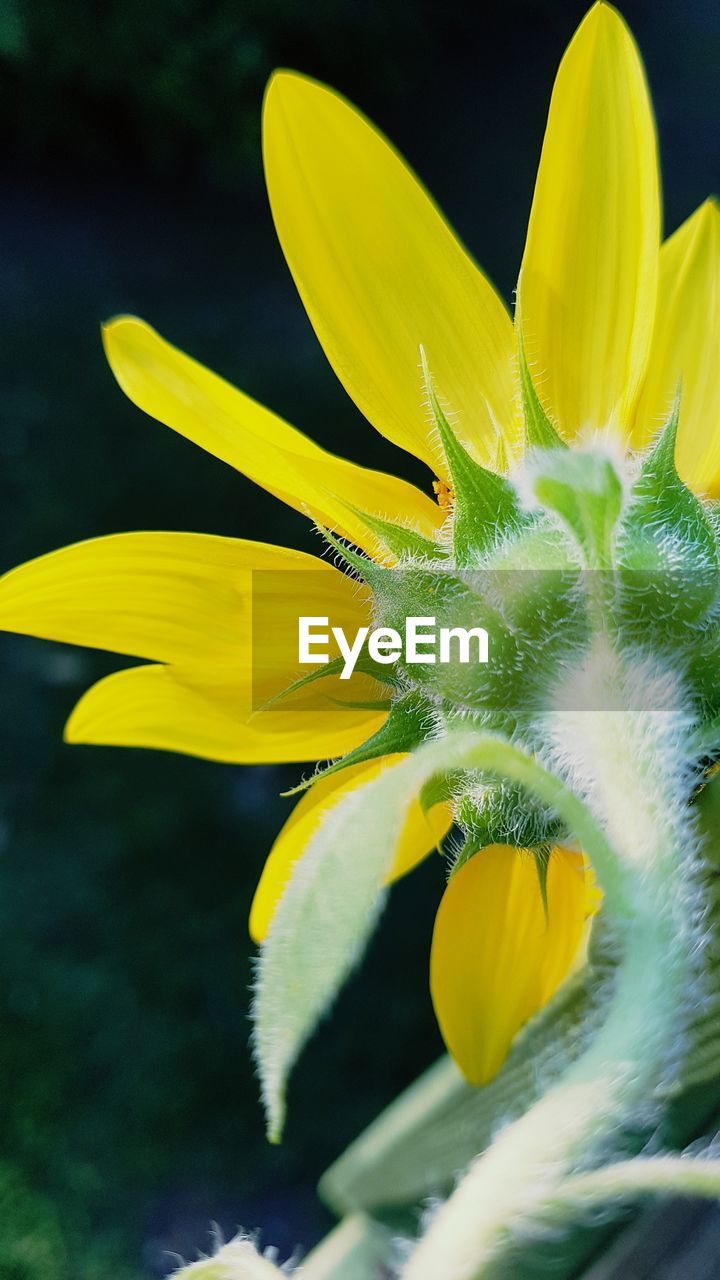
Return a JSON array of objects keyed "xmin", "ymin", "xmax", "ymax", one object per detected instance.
[
  {"xmin": 65, "ymin": 664, "xmax": 385, "ymax": 766},
  {"xmin": 632, "ymin": 200, "xmax": 720, "ymax": 494},
  {"xmin": 430, "ymin": 845, "xmax": 591, "ymax": 1085},
  {"xmin": 0, "ymin": 532, "xmax": 370, "ymax": 687},
  {"xmin": 263, "ymin": 72, "xmax": 517, "ymax": 474},
  {"xmin": 249, "ymin": 756, "xmax": 453, "ymax": 943},
  {"xmin": 103, "ymin": 318, "xmax": 442, "ymax": 557},
  {"xmin": 518, "ymin": 3, "xmax": 659, "ymax": 439}
]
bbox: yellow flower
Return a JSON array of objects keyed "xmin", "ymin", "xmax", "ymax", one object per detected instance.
[{"xmin": 0, "ymin": 2, "xmax": 717, "ymax": 1085}]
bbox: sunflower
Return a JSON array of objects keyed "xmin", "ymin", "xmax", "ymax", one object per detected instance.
[{"xmin": 1, "ymin": 2, "xmax": 718, "ymax": 1088}]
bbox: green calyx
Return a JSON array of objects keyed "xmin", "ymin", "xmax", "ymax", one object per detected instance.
[{"xmin": 318, "ymin": 414, "xmax": 720, "ymax": 894}]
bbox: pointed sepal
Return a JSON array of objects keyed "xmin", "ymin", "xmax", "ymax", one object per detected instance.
[
  {"xmin": 517, "ymin": 330, "xmax": 566, "ymax": 452},
  {"xmin": 619, "ymin": 395, "xmax": 720, "ymax": 634},
  {"xmin": 344, "ymin": 505, "xmax": 445, "ymax": 562},
  {"xmin": 454, "ymin": 785, "xmax": 564, "ymax": 859},
  {"xmin": 638, "ymin": 389, "xmax": 682, "ymax": 490},
  {"xmin": 420, "ymin": 348, "xmax": 523, "ymax": 565},
  {"xmin": 283, "ymin": 691, "xmax": 436, "ymax": 795}
]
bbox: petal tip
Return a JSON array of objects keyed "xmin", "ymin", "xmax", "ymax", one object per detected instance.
[
  {"xmin": 263, "ymin": 68, "xmax": 326, "ymax": 117},
  {"xmin": 679, "ymin": 197, "xmax": 720, "ymax": 250},
  {"xmin": 586, "ymin": 2, "xmax": 625, "ymax": 27},
  {"xmin": 101, "ymin": 314, "xmax": 152, "ymax": 358},
  {"xmin": 576, "ymin": 1, "xmax": 636, "ymax": 52},
  {"xmin": 702, "ymin": 195, "xmax": 720, "ymax": 225},
  {"xmin": 63, "ymin": 708, "xmax": 84, "ymax": 745},
  {"xmin": 102, "ymin": 314, "xmax": 132, "ymax": 333},
  {"xmin": 248, "ymin": 906, "xmax": 264, "ymax": 947}
]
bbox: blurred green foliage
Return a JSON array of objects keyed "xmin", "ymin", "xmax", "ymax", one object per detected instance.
[{"xmin": 0, "ymin": 0, "xmax": 433, "ymax": 182}]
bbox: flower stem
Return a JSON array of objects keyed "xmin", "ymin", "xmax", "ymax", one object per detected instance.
[{"xmin": 402, "ymin": 647, "xmax": 704, "ymax": 1280}]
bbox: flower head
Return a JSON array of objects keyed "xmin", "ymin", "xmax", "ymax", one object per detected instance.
[{"xmin": 1, "ymin": 2, "xmax": 718, "ymax": 1089}]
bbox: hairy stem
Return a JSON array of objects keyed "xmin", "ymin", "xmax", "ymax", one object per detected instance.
[
  {"xmin": 402, "ymin": 646, "xmax": 703, "ymax": 1280},
  {"xmin": 548, "ymin": 1153, "xmax": 720, "ymax": 1215}
]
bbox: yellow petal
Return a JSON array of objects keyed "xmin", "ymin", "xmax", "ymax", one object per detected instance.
[
  {"xmin": 103, "ymin": 317, "xmax": 441, "ymax": 556},
  {"xmin": 249, "ymin": 756, "xmax": 453, "ymax": 943},
  {"xmin": 430, "ymin": 845, "xmax": 591, "ymax": 1086},
  {"xmin": 66, "ymin": 664, "xmax": 385, "ymax": 766},
  {"xmin": 518, "ymin": 3, "xmax": 659, "ymax": 439},
  {"xmin": 0, "ymin": 532, "xmax": 370, "ymax": 694},
  {"xmin": 632, "ymin": 200, "xmax": 720, "ymax": 494},
  {"xmin": 263, "ymin": 72, "xmax": 517, "ymax": 474}
]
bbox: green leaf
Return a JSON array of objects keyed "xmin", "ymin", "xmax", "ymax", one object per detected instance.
[
  {"xmin": 525, "ymin": 447, "xmax": 624, "ymax": 570},
  {"xmin": 517, "ymin": 332, "xmax": 566, "ymax": 451},
  {"xmin": 283, "ymin": 691, "xmax": 436, "ymax": 795},
  {"xmin": 320, "ymin": 921, "xmax": 616, "ymax": 1214},
  {"xmin": 420, "ymin": 348, "xmax": 523, "ymax": 565},
  {"xmin": 253, "ymin": 749, "xmax": 450, "ymax": 1142},
  {"xmin": 254, "ymin": 729, "xmax": 617, "ymax": 1144}
]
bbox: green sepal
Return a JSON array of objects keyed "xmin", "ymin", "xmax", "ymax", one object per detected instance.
[
  {"xmin": 617, "ymin": 397, "xmax": 719, "ymax": 636},
  {"xmin": 344, "ymin": 504, "xmax": 445, "ymax": 562},
  {"xmin": 319, "ymin": 526, "xmax": 379, "ymax": 582},
  {"xmin": 324, "ymin": 697, "xmax": 392, "ymax": 712},
  {"xmin": 319, "ymin": 527, "xmax": 407, "ymax": 611},
  {"xmin": 453, "ymin": 786, "xmax": 563, "ymax": 861},
  {"xmin": 256, "ymin": 651, "xmax": 398, "ymax": 715},
  {"xmin": 282, "ymin": 692, "xmax": 437, "ymax": 796},
  {"xmin": 518, "ymin": 332, "xmax": 566, "ymax": 451},
  {"xmin": 526, "ymin": 447, "xmax": 624, "ymax": 570},
  {"xmin": 642, "ymin": 391, "xmax": 681, "ymax": 480},
  {"xmin": 420, "ymin": 348, "xmax": 523, "ymax": 565}
]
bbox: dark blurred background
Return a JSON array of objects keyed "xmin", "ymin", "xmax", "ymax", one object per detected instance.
[{"xmin": 0, "ymin": 1, "xmax": 718, "ymax": 1276}]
